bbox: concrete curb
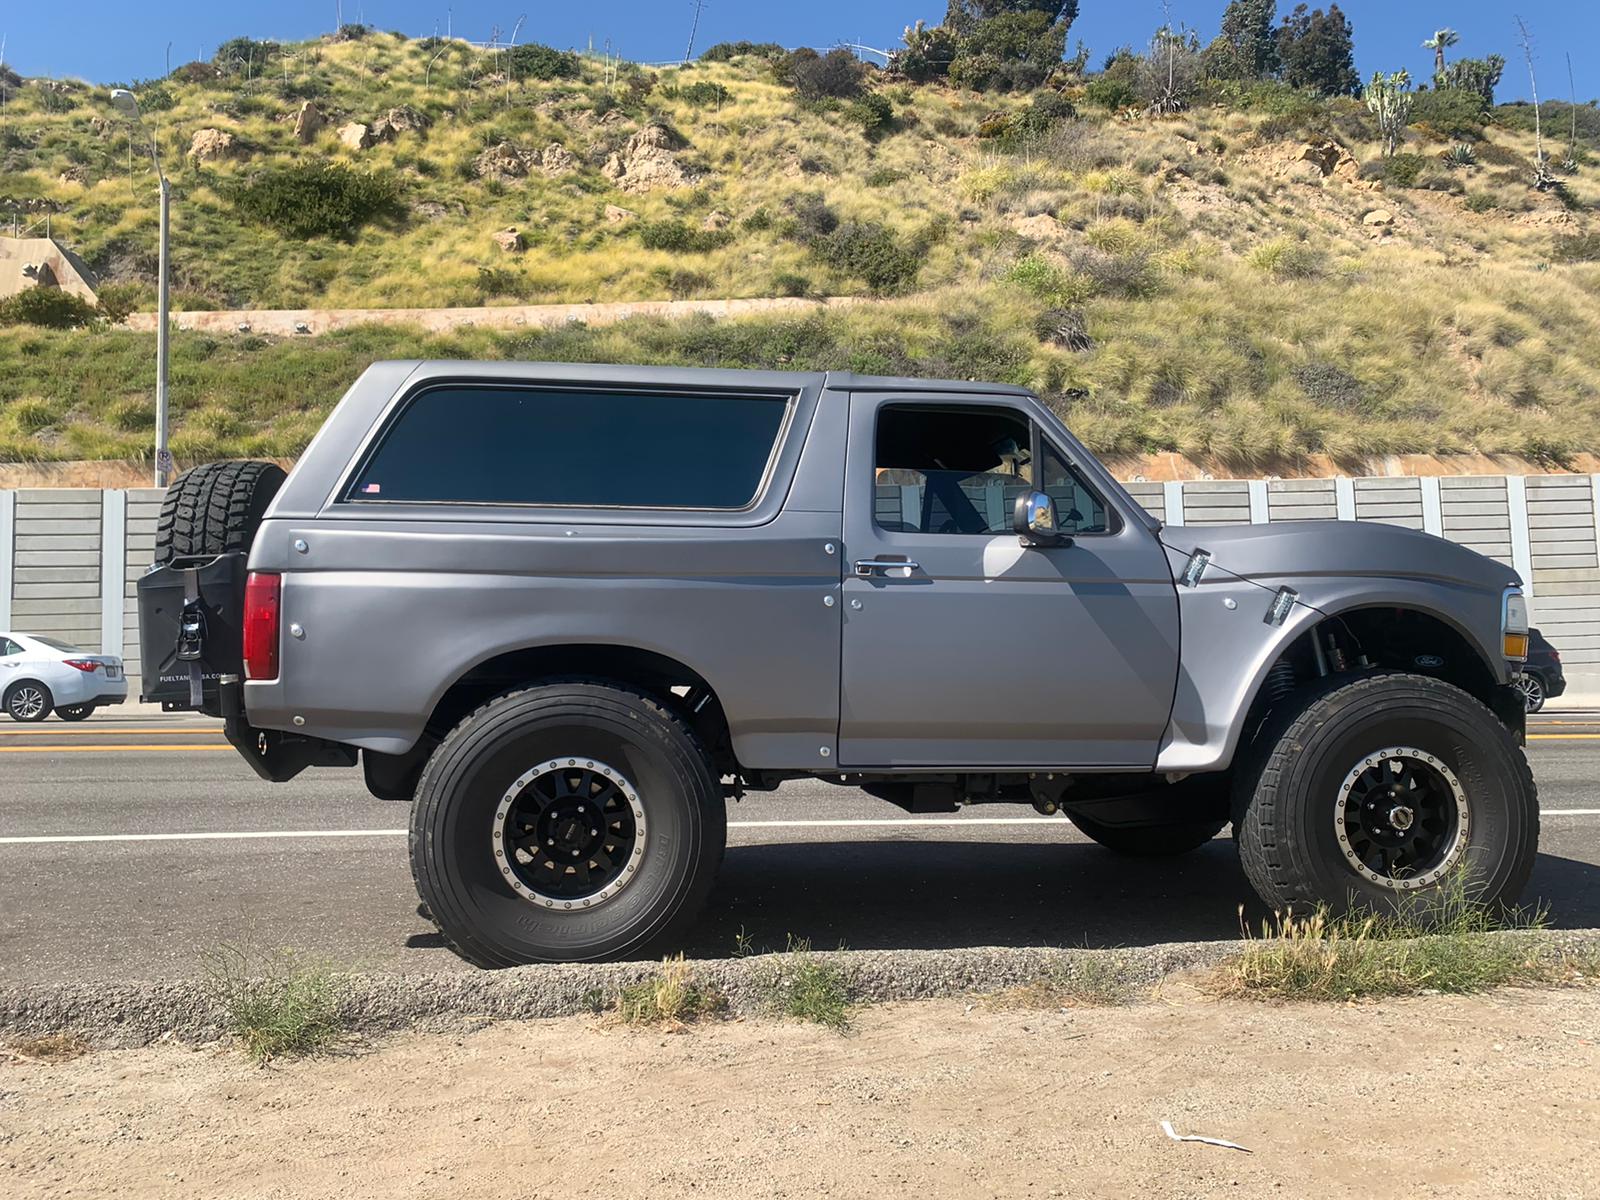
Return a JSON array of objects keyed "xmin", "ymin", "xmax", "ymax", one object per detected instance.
[{"xmin": 5, "ymin": 933, "xmax": 1598, "ymax": 1048}]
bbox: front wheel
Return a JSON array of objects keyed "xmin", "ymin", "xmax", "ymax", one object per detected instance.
[
  {"xmin": 1236, "ymin": 673, "xmax": 1537, "ymax": 915},
  {"xmin": 410, "ymin": 682, "xmax": 726, "ymax": 967},
  {"xmin": 56, "ymin": 704, "xmax": 96, "ymax": 722},
  {"xmin": 1516, "ymin": 672, "xmax": 1546, "ymax": 714}
]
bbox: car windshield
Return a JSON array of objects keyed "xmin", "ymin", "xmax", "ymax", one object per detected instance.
[{"xmin": 31, "ymin": 635, "xmax": 83, "ymax": 653}]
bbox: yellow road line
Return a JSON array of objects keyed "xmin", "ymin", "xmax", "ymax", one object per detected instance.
[
  {"xmin": 0, "ymin": 727, "xmax": 222, "ymax": 737},
  {"xmin": 1527, "ymin": 733, "xmax": 1600, "ymax": 740},
  {"xmin": 0, "ymin": 744, "xmax": 236, "ymax": 754}
]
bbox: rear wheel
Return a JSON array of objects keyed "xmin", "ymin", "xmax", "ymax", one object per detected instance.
[
  {"xmin": 4, "ymin": 682, "xmax": 53, "ymax": 722},
  {"xmin": 410, "ymin": 682, "xmax": 726, "ymax": 967},
  {"xmin": 56, "ymin": 704, "xmax": 96, "ymax": 721},
  {"xmin": 1236, "ymin": 673, "xmax": 1537, "ymax": 915},
  {"xmin": 155, "ymin": 459, "xmax": 287, "ymax": 564}
]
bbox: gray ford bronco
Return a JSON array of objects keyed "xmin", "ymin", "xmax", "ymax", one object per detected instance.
[{"xmin": 137, "ymin": 362, "xmax": 1537, "ymax": 966}]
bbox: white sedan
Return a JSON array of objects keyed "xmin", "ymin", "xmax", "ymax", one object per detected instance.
[{"xmin": 0, "ymin": 632, "xmax": 128, "ymax": 722}]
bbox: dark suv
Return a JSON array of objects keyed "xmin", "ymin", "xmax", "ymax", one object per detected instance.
[{"xmin": 1518, "ymin": 629, "xmax": 1566, "ymax": 713}]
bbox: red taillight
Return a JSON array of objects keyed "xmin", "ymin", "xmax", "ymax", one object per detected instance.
[
  {"xmin": 62, "ymin": 659, "xmax": 99, "ymax": 673},
  {"xmin": 242, "ymin": 571, "xmax": 282, "ymax": 681}
]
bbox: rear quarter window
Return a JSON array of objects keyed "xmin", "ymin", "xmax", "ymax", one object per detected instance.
[{"xmin": 349, "ymin": 385, "xmax": 791, "ymax": 509}]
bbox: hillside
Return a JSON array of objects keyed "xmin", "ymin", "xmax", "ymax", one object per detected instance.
[{"xmin": 1, "ymin": 30, "xmax": 1599, "ymax": 471}]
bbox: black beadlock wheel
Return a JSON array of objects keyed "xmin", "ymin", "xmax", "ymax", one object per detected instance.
[
  {"xmin": 154, "ymin": 460, "xmax": 287, "ymax": 565},
  {"xmin": 409, "ymin": 682, "xmax": 726, "ymax": 967},
  {"xmin": 1235, "ymin": 672, "xmax": 1538, "ymax": 916}
]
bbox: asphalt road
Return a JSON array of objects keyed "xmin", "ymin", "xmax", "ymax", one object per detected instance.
[{"xmin": 3, "ymin": 712, "xmax": 1599, "ymax": 985}]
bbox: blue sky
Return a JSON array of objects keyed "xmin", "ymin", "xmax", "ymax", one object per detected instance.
[{"xmin": 3, "ymin": 1, "xmax": 1595, "ymax": 101}]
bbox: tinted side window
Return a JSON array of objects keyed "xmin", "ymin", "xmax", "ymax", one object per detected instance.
[
  {"xmin": 351, "ymin": 386, "xmax": 789, "ymax": 508},
  {"xmin": 1041, "ymin": 440, "xmax": 1111, "ymax": 534},
  {"xmin": 874, "ymin": 406, "xmax": 1034, "ymax": 535},
  {"xmin": 0, "ymin": 639, "xmax": 20, "ymax": 656}
]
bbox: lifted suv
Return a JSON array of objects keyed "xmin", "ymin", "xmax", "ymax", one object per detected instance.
[{"xmin": 138, "ymin": 363, "xmax": 1538, "ymax": 966}]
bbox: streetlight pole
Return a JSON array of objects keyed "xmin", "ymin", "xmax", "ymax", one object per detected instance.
[
  {"xmin": 108, "ymin": 89, "xmax": 172, "ymax": 488},
  {"xmin": 156, "ymin": 171, "xmax": 170, "ymax": 489}
]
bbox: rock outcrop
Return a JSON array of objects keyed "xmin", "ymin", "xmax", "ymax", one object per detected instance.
[{"xmin": 601, "ymin": 124, "xmax": 699, "ymax": 193}]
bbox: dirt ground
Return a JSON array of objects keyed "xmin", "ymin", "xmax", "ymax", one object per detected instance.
[{"xmin": 3, "ymin": 985, "xmax": 1598, "ymax": 1200}]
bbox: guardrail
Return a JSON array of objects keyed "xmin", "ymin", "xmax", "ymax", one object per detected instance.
[{"xmin": 2, "ymin": 475, "xmax": 1596, "ymax": 694}]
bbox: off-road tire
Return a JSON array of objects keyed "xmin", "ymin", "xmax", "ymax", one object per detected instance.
[
  {"xmin": 56, "ymin": 704, "xmax": 96, "ymax": 721},
  {"xmin": 4, "ymin": 681, "xmax": 53, "ymax": 722},
  {"xmin": 410, "ymin": 682, "xmax": 726, "ymax": 967},
  {"xmin": 1066, "ymin": 811, "xmax": 1228, "ymax": 857},
  {"xmin": 154, "ymin": 460, "xmax": 287, "ymax": 565},
  {"xmin": 1235, "ymin": 672, "xmax": 1537, "ymax": 915}
]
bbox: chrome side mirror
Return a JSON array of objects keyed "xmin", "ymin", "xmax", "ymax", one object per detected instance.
[{"xmin": 1013, "ymin": 491, "xmax": 1069, "ymax": 547}]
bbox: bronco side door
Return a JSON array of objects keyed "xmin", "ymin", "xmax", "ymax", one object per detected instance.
[{"xmin": 837, "ymin": 391, "xmax": 1180, "ymax": 769}]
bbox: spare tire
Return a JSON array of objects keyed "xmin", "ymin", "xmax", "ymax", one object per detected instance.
[{"xmin": 155, "ymin": 460, "xmax": 286, "ymax": 565}]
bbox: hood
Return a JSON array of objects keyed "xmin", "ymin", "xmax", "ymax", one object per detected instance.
[{"xmin": 1159, "ymin": 520, "xmax": 1519, "ymax": 596}]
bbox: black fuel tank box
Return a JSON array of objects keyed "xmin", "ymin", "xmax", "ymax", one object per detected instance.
[{"xmin": 135, "ymin": 553, "xmax": 248, "ymax": 712}]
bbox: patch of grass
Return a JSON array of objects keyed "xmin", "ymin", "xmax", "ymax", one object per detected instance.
[
  {"xmin": 1217, "ymin": 885, "xmax": 1596, "ymax": 1002},
  {"xmin": 615, "ymin": 955, "xmax": 724, "ymax": 1026},
  {"xmin": 6, "ymin": 1032, "xmax": 91, "ymax": 1063},
  {"xmin": 987, "ymin": 954, "xmax": 1138, "ymax": 1009},
  {"xmin": 759, "ymin": 938, "xmax": 851, "ymax": 1029},
  {"xmin": 1248, "ymin": 239, "xmax": 1324, "ymax": 280},
  {"xmin": 637, "ymin": 220, "xmax": 734, "ymax": 254},
  {"xmin": 201, "ymin": 945, "xmax": 348, "ymax": 1063}
]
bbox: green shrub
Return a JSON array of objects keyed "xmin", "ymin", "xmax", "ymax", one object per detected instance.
[
  {"xmin": 0, "ymin": 288, "xmax": 100, "ymax": 329},
  {"xmin": 638, "ymin": 219, "xmax": 733, "ymax": 253},
  {"xmin": 741, "ymin": 206, "xmax": 774, "ymax": 231},
  {"xmin": 213, "ymin": 37, "xmax": 279, "ymax": 73},
  {"xmin": 982, "ymin": 90, "xmax": 1078, "ymax": 145},
  {"xmin": 779, "ymin": 47, "xmax": 866, "ymax": 101},
  {"xmin": 227, "ymin": 163, "xmax": 404, "ymax": 241},
  {"xmin": 1443, "ymin": 143, "xmax": 1478, "ymax": 168},
  {"xmin": 843, "ymin": 92, "xmax": 894, "ymax": 136},
  {"xmin": 1293, "ymin": 362, "xmax": 1366, "ymax": 410},
  {"xmin": 505, "ymin": 43, "xmax": 580, "ymax": 81},
  {"xmin": 36, "ymin": 88, "xmax": 77, "ymax": 113},
  {"xmin": 652, "ymin": 267, "xmax": 711, "ymax": 299},
  {"xmin": 1084, "ymin": 75, "xmax": 1138, "ymax": 111},
  {"xmin": 812, "ymin": 221, "xmax": 923, "ymax": 293},
  {"xmin": 699, "ymin": 41, "xmax": 786, "ymax": 63},
  {"xmin": 947, "ymin": 10, "xmax": 1069, "ymax": 93},
  {"xmin": 1411, "ymin": 87, "xmax": 1489, "ymax": 141},
  {"xmin": 786, "ymin": 192, "xmax": 840, "ymax": 244},
  {"xmin": 1359, "ymin": 152, "xmax": 1426, "ymax": 188},
  {"xmin": 864, "ymin": 166, "xmax": 906, "ymax": 188},
  {"xmin": 474, "ymin": 266, "xmax": 536, "ymax": 300},
  {"xmin": 1464, "ymin": 192, "xmax": 1496, "ymax": 213},
  {"xmin": 678, "ymin": 80, "xmax": 729, "ymax": 107},
  {"xmin": 773, "ymin": 271, "xmax": 812, "ymax": 297}
]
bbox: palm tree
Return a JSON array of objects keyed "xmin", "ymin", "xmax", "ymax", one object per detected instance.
[{"xmin": 1423, "ymin": 28, "xmax": 1460, "ymax": 77}]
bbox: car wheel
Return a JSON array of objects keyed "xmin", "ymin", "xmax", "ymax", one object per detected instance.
[
  {"xmin": 410, "ymin": 682, "xmax": 726, "ymax": 967},
  {"xmin": 1236, "ymin": 672, "xmax": 1537, "ymax": 916},
  {"xmin": 4, "ymin": 681, "xmax": 54, "ymax": 723},
  {"xmin": 1066, "ymin": 811, "xmax": 1228, "ymax": 857},
  {"xmin": 155, "ymin": 459, "xmax": 287, "ymax": 564},
  {"xmin": 1516, "ymin": 672, "xmax": 1545, "ymax": 714},
  {"xmin": 56, "ymin": 704, "xmax": 97, "ymax": 721}
]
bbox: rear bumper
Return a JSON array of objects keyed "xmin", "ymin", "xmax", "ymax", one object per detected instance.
[
  {"xmin": 52, "ymin": 674, "xmax": 129, "ymax": 707},
  {"xmin": 219, "ymin": 677, "xmax": 357, "ymax": 783}
]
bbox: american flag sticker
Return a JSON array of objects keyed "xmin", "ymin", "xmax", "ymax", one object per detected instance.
[{"xmin": 362, "ymin": 483, "xmax": 381, "ymax": 494}]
